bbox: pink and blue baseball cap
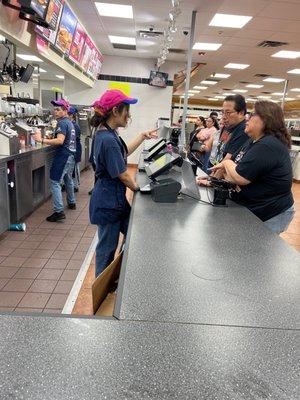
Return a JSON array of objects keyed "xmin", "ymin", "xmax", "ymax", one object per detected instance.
[
  {"xmin": 51, "ymin": 99, "xmax": 70, "ymax": 111},
  {"xmin": 91, "ymin": 89, "xmax": 138, "ymax": 113}
]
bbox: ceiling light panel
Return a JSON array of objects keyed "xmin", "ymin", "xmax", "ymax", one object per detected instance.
[
  {"xmin": 287, "ymin": 69, "xmax": 300, "ymax": 74},
  {"xmin": 108, "ymin": 36, "xmax": 136, "ymax": 45},
  {"xmin": 95, "ymin": 2, "xmax": 133, "ymax": 19},
  {"xmin": 258, "ymin": 95, "xmax": 271, "ymax": 99},
  {"xmin": 224, "ymin": 63, "xmax": 249, "ymax": 69},
  {"xmin": 208, "ymin": 98, "xmax": 218, "ymax": 101},
  {"xmin": 188, "ymin": 90, "xmax": 200, "ymax": 93},
  {"xmin": 271, "ymin": 50, "xmax": 300, "ymax": 59},
  {"xmin": 209, "ymin": 13, "xmax": 252, "ymax": 29},
  {"xmin": 193, "ymin": 86, "xmax": 208, "ymax": 90},
  {"xmin": 211, "ymin": 73, "xmax": 230, "ymax": 78},
  {"xmin": 290, "ymin": 88, "xmax": 300, "ymax": 92},
  {"xmin": 201, "ymin": 80, "xmax": 218, "ymax": 85},
  {"xmin": 263, "ymin": 77, "xmax": 285, "ymax": 83},
  {"xmin": 17, "ymin": 54, "xmax": 43, "ymax": 62},
  {"xmin": 272, "ymin": 92, "xmax": 284, "ymax": 96},
  {"xmin": 56, "ymin": 75, "xmax": 64, "ymax": 79},
  {"xmin": 246, "ymin": 84, "xmax": 264, "ymax": 88},
  {"xmin": 193, "ymin": 42, "xmax": 222, "ymax": 51},
  {"xmin": 233, "ymin": 89, "xmax": 248, "ymax": 93}
]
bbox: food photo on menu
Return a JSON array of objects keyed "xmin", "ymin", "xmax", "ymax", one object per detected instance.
[
  {"xmin": 55, "ymin": 3, "xmax": 77, "ymax": 55},
  {"xmin": 69, "ymin": 22, "xmax": 86, "ymax": 64}
]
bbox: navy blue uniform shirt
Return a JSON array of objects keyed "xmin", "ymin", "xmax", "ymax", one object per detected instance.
[{"xmin": 55, "ymin": 117, "xmax": 76, "ymax": 153}]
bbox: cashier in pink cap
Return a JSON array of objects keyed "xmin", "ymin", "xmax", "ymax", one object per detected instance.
[{"xmin": 89, "ymin": 89, "xmax": 157, "ymax": 277}]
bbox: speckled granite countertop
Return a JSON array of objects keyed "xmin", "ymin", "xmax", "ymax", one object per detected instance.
[
  {"xmin": 0, "ymin": 165, "xmax": 299, "ymax": 399},
  {"xmin": 0, "ymin": 314, "xmax": 299, "ymax": 400},
  {"xmin": 115, "ymin": 171, "xmax": 300, "ymax": 329}
]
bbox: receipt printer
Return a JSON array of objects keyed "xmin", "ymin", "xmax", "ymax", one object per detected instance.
[{"xmin": 150, "ymin": 178, "xmax": 181, "ymax": 203}]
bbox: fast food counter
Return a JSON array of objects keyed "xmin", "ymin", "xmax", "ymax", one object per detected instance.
[{"xmin": 0, "ymin": 167, "xmax": 299, "ymax": 399}]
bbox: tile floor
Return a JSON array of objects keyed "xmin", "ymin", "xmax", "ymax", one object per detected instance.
[{"xmin": 0, "ymin": 168, "xmax": 96, "ymax": 313}]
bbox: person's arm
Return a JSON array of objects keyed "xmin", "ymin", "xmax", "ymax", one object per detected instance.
[
  {"xmin": 127, "ymin": 129, "xmax": 158, "ymax": 156},
  {"xmin": 201, "ymin": 134, "xmax": 214, "ymax": 152},
  {"xmin": 220, "ymin": 160, "xmax": 251, "ymax": 185},
  {"xmin": 33, "ymin": 130, "xmax": 65, "ymax": 146},
  {"xmin": 119, "ymin": 170, "xmax": 139, "ymax": 191}
]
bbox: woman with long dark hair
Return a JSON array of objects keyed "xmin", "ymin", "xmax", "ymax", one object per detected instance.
[
  {"xmin": 89, "ymin": 90, "xmax": 157, "ymax": 277},
  {"xmin": 208, "ymin": 101, "xmax": 294, "ymax": 233}
]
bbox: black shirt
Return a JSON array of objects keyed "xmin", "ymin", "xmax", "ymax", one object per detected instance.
[
  {"xmin": 224, "ymin": 120, "xmax": 248, "ymax": 157},
  {"xmin": 233, "ymin": 135, "xmax": 294, "ymax": 221}
]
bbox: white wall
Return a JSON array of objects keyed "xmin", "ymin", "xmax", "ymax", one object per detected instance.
[{"xmin": 65, "ymin": 55, "xmax": 184, "ymax": 163}]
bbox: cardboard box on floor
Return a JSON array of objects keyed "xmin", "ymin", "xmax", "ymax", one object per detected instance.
[{"xmin": 92, "ymin": 251, "xmax": 123, "ymax": 316}]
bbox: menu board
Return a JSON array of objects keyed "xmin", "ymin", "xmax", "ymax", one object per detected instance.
[
  {"xmin": 69, "ymin": 22, "xmax": 86, "ymax": 64},
  {"xmin": 87, "ymin": 43, "xmax": 97, "ymax": 77},
  {"xmin": 30, "ymin": 0, "xmax": 50, "ymax": 19},
  {"xmin": 55, "ymin": 3, "xmax": 77, "ymax": 55},
  {"xmin": 35, "ymin": 0, "xmax": 63, "ymax": 44},
  {"xmin": 81, "ymin": 36, "xmax": 94, "ymax": 72}
]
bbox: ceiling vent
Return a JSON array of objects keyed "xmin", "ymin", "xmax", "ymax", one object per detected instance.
[
  {"xmin": 222, "ymin": 88, "xmax": 233, "ymax": 91},
  {"xmin": 261, "ymin": 91, "xmax": 272, "ymax": 94},
  {"xmin": 254, "ymin": 73, "xmax": 271, "ymax": 78},
  {"xmin": 257, "ymin": 40, "xmax": 288, "ymax": 48},
  {"xmin": 239, "ymin": 81, "xmax": 250, "ymax": 84},
  {"xmin": 138, "ymin": 30, "xmax": 163, "ymax": 39},
  {"xmin": 169, "ymin": 48, "xmax": 187, "ymax": 54},
  {"xmin": 112, "ymin": 44, "xmax": 136, "ymax": 50}
]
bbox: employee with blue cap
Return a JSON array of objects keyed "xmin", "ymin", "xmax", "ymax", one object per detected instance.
[
  {"xmin": 33, "ymin": 99, "xmax": 76, "ymax": 222},
  {"xmin": 68, "ymin": 106, "xmax": 82, "ymax": 192},
  {"xmin": 90, "ymin": 89, "xmax": 157, "ymax": 277}
]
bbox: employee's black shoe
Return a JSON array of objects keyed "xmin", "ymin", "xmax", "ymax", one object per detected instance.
[
  {"xmin": 61, "ymin": 185, "xmax": 66, "ymax": 192},
  {"xmin": 46, "ymin": 212, "xmax": 66, "ymax": 222},
  {"xmin": 68, "ymin": 203, "xmax": 76, "ymax": 210},
  {"xmin": 74, "ymin": 187, "xmax": 79, "ymax": 193}
]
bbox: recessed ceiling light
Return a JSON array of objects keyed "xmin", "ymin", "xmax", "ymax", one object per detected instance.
[
  {"xmin": 222, "ymin": 93, "xmax": 235, "ymax": 96},
  {"xmin": 271, "ymin": 50, "xmax": 300, "ymax": 59},
  {"xmin": 290, "ymin": 88, "xmax": 300, "ymax": 92},
  {"xmin": 209, "ymin": 13, "xmax": 252, "ymax": 29},
  {"xmin": 224, "ymin": 63, "xmax": 249, "ymax": 69},
  {"xmin": 246, "ymin": 98, "xmax": 256, "ymax": 102},
  {"xmin": 108, "ymin": 35, "xmax": 136, "ymax": 45},
  {"xmin": 188, "ymin": 94, "xmax": 195, "ymax": 97},
  {"xmin": 211, "ymin": 73, "xmax": 230, "ymax": 78},
  {"xmin": 201, "ymin": 80, "xmax": 218, "ymax": 85},
  {"xmin": 188, "ymin": 90, "xmax": 200, "ymax": 93},
  {"xmin": 263, "ymin": 77, "xmax": 285, "ymax": 83},
  {"xmin": 287, "ymin": 69, "xmax": 300, "ymax": 75},
  {"xmin": 215, "ymin": 95, "xmax": 226, "ymax": 99},
  {"xmin": 208, "ymin": 98, "xmax": 218, "ymax": 101},
  {"xmin": 95, "ymin": 2, "xmax": 133, "ymax": 19},
  {"xmin": 32, "ymin": 73, "xmax": 39, "ymax": 77},
  {"xmin": 246, "ymin": 84, "xmax": 264, "ymax": 88},
  {"xmin": 193, "ymin": 42, "xmax": 222, "ymax": 51},
  {"xmin": 285, "ymin": 97, "xmax": 295, "ymax": 101},
  {"xmin": 193, "ymin": 86, "xmax": 208, "ymax": 90},
  {"xmin": 258, "ymin": 95, "xmax": 271, "ymax": 99},
  {"xmin": 272, "ymin": 92, "xmax": 285, "ymax": 96},
  {"xmin": 0, "ymin": 34, "xmax": 5, "ymax": 42},
  {"xmin": 17, "ymin": 54, "xmax": 43, "ymax": 62},
  {"xmin": 233, "ymin": 89, "xmax": 248, "ymax": 93},
  {"xmin": 56, "ymin": 75, "xmax": 64, "ymax": 79}
]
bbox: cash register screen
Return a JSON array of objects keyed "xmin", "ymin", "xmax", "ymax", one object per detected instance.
[{"xmin": 145, "ymin": 153, "xmax": 177, "ymax": 179}]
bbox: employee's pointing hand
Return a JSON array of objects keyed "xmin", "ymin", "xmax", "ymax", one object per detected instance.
[{"xmin": 141, "ymin": 128, "xmax": 159, "ymax": 140}]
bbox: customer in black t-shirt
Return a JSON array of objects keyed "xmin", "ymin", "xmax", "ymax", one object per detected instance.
[{"xmin": 209, "ymin": 101, "xmax": 295, "ymax": 234}]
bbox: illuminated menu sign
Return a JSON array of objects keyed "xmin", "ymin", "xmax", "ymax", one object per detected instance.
[
  {"xmin": 55, "ymin": 3, "xmax": 77, "ymax": 55},
  {"xmin": 69, "ymin": 22, "xmax": 86, "ymax": 64},
  {"xmin": 35, "ymin": 0, "xmax": 63, "ymax": 44}
]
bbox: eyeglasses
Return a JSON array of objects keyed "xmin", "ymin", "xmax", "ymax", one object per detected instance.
[
  {"xmin": 221, "ymin": 110, "xmax": 237, "ymax": 116},
  {"xmin": 246, "ymin": 112, "xmax": 258, "ymax": 120}
]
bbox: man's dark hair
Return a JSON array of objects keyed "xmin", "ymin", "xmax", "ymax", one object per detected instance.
[
  {"xmin": 210, "ymin": 111, "xmax": 218, "ymax": 118},
  {"xmin": 224, "ymin": 94, "xmax": 247, "ymax": 115}
]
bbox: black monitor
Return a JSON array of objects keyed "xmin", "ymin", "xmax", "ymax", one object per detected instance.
[
  {"xmin": 19, "ymin": 64, "xmax": 34, "ymax": 83},
  {"xmin": 146, "ymin": 138, "xmax": 165, "ymax": 152},
  {"xmin": 149, "ymin": 70, "xmax": 169, "ymax": 88},
  {"xmin": 144, "ymin": 139, "xmax": 166, "ymax": 161},
  {"xmin": 145, "ymin": 152, "xmax": 182, "ymax": 180}
]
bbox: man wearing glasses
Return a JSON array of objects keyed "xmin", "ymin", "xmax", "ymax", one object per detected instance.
[{"xmin": 218, "ymin": 94, "xmax": 249, "ymax": 162}]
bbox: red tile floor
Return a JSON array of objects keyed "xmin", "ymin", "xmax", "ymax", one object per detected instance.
[{"xmin": 0, "ymin": 168, "xmax": 96, "ymax": 313}]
